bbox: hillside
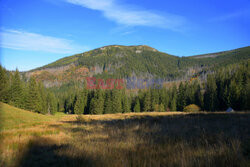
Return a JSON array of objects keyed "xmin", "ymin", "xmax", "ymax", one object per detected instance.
[
  {"xmin": 0, "ymin": 103, "xmax": 64, "ymax": 130},
  {"xmin": 25, "ymin": 45, "xmax": 250, "ymax": 87}
]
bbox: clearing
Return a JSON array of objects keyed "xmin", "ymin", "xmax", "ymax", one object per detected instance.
[{"xmin": 0, "ymin": 102, "xmax": 250, "ymax": 167}]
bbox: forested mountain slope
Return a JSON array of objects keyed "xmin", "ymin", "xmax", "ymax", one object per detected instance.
[{"xmin": 25, "ymin": 45, "xmax": 250, "ymax": 87}]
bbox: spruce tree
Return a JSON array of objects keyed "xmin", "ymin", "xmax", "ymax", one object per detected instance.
[
  {"xmin": 150, "ymin": 89, "xmax": 159, "ymax": 111},
  {"xmin": 26, "ymin": 77, "xmax": 42, "ymax": 113},
  {"xmin": 122, "ymin": 96, "xmax": 131, "ymax": 113},
  {"xmin": 74, "ymin": 93, "xmax": 85, "ymax": 114},
  {"xmin": 204, "ymin": 75, "xmax": 218, "ymax": 111},
  {"xmin": 47, "ymin": 92, "xmax": 57, "ymax": 115},
  {"xmin": 0, "ymin": 66, "xmax": 9, "ymax": 102},
  {"xmin": 143, "ymin": 91, "xmax": 151, "ymax": 112},
  {"xmin": 104, "ymin": 90, "xmax": 113, "ymax": 114},
  {"xmin": 89, "ymin": 90, "xmax": 104, "ymax": 114},
  {"xmin": 177, "ymin": 82, "xmax": 186, "ymax": 111},
  {"xmin": 133, "ymin": 98, "xmax": 141, "ymax": 112},
  {"xmin": 170, "ymin": 85, "xmax": 177, "ymax": 111},
  {"xmin": 9, "ymin": 69, "xmax": 24, "ymax": 108},
  {"xmin": 38, "ymin": 82, "xmax": 47, "ymax": 114},
  {"xmin": 195, "ymin": 84, "xmax": 204, "ymax": 110},
  {"xmin": 112, "ymin": 89, "xmax": 122, "ymax": 113}
]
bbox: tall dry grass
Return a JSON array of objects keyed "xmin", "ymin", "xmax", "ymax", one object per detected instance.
[{"xmin": 1, "ymin": 112, "xmax": 249, "ymax": 167}]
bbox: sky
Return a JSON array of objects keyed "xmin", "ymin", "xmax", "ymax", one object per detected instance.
[{"xmin": 0, "ymin": 0, "xmax": 250, "ymax": 71}]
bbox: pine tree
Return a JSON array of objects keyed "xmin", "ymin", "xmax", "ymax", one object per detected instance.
[
  {"xmin": 204, "ymin": 75, "xmax": 218, "ymax": 111},
  {"xmin": 122, "ymin": 96, "xmax": 131, "ymax": 113},
  {"xmin": 170, "ymin": 85, "xmax": 177, "ymax": 111},
  {"xmin": 74, "ymin": 93, "xmax": 85, "ymax": 114},
  {"xmin": 133, "ymin": 98, "xmax": 141, "ymax": 112},
  {"xmin": 38, "ymin": 82, "xmax": 47, "ymax": 114},
  {"xmin": 9, "ymin": 69, "xmax": 24, "ymax": 108},
  {"xmin": 47, "ymin": 92, "xmax": 57, "ymax": 115},
  {"xmin": 112, "ymin": 89, "xmax": 122, "ymax": 113},
  {"xmin": 195, "ymin": 84, "xmax": 204, "ymax": 110},
  {"xmin": 104, "ymin": 91, "xmax": 113, "ymax": 114},
  {"xmin": 177, "ymin": 82, "xmax": 186, "ymax": 111},
  {"xmin": 26, "ymin": 77, "xmax": 42, "ymax": 113},
  {"xmin": 143, "ymin": 91, "xmax": 151, "ymax": 112},
  {"xmin": 89, "ymin": 90, "xmax": 104, "ymax": 114},
  {"xmin": 0, "ymin": 65, "xmax": 9, "ymax": 102},
  {"xmin": 228, "ymin": 80, "xmax": 241, "ymax": 110},
  {"xmin": 150, "ymin": 89, "xmax": 159, "ymax": 111}
]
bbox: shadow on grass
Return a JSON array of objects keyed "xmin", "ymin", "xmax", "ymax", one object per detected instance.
[
  {"xmin": 17, "ymin": 113, "xmax": 250, "ymax": 167},
  {"xmin": 17, "ymin": 137, "xmax": 99, "ymax": 167},
  {"xmin": 63, "ymin": 113, "xmax": 250, "ymax": 143}
]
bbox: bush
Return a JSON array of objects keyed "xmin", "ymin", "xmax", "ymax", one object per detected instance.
[{"xmin": 183, "ymin": 104, "xmax": 200, "ymax": 112}]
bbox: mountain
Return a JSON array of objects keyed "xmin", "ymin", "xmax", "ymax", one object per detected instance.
[{"xmin": 25, "ymin": 45, "xmax": 250, "ymax": 87}]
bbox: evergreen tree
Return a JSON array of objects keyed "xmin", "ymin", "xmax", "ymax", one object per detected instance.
[
  {"xmin": 112, "ymin": 89, "xmax": 122, "ymax": 113},
  {"xmin": 0, "ymin": 66, "xmax": 9, "ymax": 102},
  {"xmin": 195, "ymin": 84, "xmax": 204, "ymax": 110},
  {"xmin": 150, "ymin": 89, "xmax": 159, "ymax": 111},
  {"xmin": 122, "ymin": 96, "xmax": 131, "ymax": 113},
  {"xmin": 9, "ymin": 69, "xmax": 24, "ymax": 108},
  {"xmin": 104, "ymin": 91, "xmax": 113, "ymax": 114},
  {"xmin": 26, "ymin": 77, "xmax": 42, "ymax": 113},
  {"xmin": 204, "ymin": 75, "xmax": 218, "ymax": 111},
  {"xmin": 133, "ymin": 98, "xmax": 141, "ymax": 113},
  {"xmin": 38, "ymin": 82, "xmax": 47, "ymax": 114},
  {"xmin": 170, "ymin": 85, "xmax": 177, "ymax": 111},
  {"xmin": 143, "ymin": 91, "xmax": 151, "ymax": 112},
  {"xmin": 89, "ymin": 90, "xmax": 104, "ymax": 114},
  {"xmin": 74, "ymin": 93, "xmax": 85, "ymax": 114},
  {"xmin": 177, "ymin": 82, "xmax": 186, "ymax": 111},
  {"xmin": 228, "ymin": 80, "xmax": 241, "ymax": 110},
  {"xmin": 47, "ymin": 92, "xmax": 57, "ymax": 115}
]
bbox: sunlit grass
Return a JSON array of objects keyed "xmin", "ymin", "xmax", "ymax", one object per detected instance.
[{"xmin": 0, "ymin": 103, "xmax": 249, "ymax": 167}]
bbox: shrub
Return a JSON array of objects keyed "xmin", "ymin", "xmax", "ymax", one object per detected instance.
[{"xmin": 183, "ymin": 104, "xmax": 200, "ymax": 112}]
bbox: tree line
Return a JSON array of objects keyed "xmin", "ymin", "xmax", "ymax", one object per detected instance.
[
  {"xmin": 0, "ymin": 67, "xmax": 57, "ymax": 114},
  {"xmin": 0, "ymin": 61, "xmax": 249, "ymax": 115}
]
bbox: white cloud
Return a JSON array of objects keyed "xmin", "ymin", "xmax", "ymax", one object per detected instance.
[
  {"xmin": 0, "ymin": 29, "xmax": 87, "ymax": 54},
  {"xmin": 65, "ymin": 0, "xmax": 186, "ymax": 31},
  {"xmin": 209, "ymin": 10, "xmax": 250, "ymax": 22}
]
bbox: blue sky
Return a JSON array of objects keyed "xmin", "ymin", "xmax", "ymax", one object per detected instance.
[{"xmin": 0, "ymin": 0, "xmax": 250, "ymax": 71}]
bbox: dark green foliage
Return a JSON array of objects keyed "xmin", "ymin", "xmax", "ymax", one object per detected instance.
[
  {"xmin": 1, "ymin": 57, "xmax": 249, "ymax": 115},
  {"xmin": 47, "ymin": 92, "xmax": 57, "ymax": 115},
  {"xmin": 9, "ymin": 69, "xmax": 24, "ymax": 108},
  {"xmin": 111, "ymin": 90, "xmax": 122, "ymax": 113},
  {"xmin": 74, "ymin": 94, "xmax": 85, "ymax": 115},
  {"xmin": 170, "ymin": 85, "xmax": 177, "ymax": 111},
  {"xmin": 36, "ymin": 45, "xmax": 250, "ymax": 81},
  {"xmin": 133, "ymin": 98, "xmax": 141, "ymax": 113},
  {"xmin": 104, "ymin": 91, "xmax": 113, "ymax": 114},
  {"xmin": 143, "ymin": 91, "xmax": 151, "ymax": 112},
  {"xmin": 38, "ymin": 82, "xmax": 47, "ymax": 114},
  {"xmin": 26, "ymin": 77, "xmax": 42, "ymax": 113},
  {"xmin": 0, "ymin": 66, "xmax": 9, "ymax": 102},
  {"xmin": 204, "ymin": 75, "xmax": 218, "ymax": 111},
  {"xmin": 89, "ymin": 90, "xmax": 104, "ymax": 115},
  {"xmin": 177, "ymin": 82, "xmax": 186, "ymax": 111},
  {"xmin": 122, "ymin": 92, "xmax": 131, "ymax": 113}
]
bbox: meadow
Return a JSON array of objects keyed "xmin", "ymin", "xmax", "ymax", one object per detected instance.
[{"xmin": 0, "ymin": 102, "xmax": 250, "ymax": 167}]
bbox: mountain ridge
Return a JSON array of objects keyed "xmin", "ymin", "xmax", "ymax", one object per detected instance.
[{"xmin": 25, "ymin": 45, "xmax": 250, "ymax": 87}]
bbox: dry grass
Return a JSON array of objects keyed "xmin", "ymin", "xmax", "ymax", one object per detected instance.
[{"xmin": 0, "ymin": 103, "xmax": 250, "ymax": 167}]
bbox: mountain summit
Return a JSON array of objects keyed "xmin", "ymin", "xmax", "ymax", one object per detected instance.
[{"xmin": 26, "ymin": 45, "xmax": 250, "ymax": 87}]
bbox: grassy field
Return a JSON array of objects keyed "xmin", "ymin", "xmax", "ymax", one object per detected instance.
[{"xmin": 0, "ymin": 103, "xmax": 250, "ymax": 167}]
